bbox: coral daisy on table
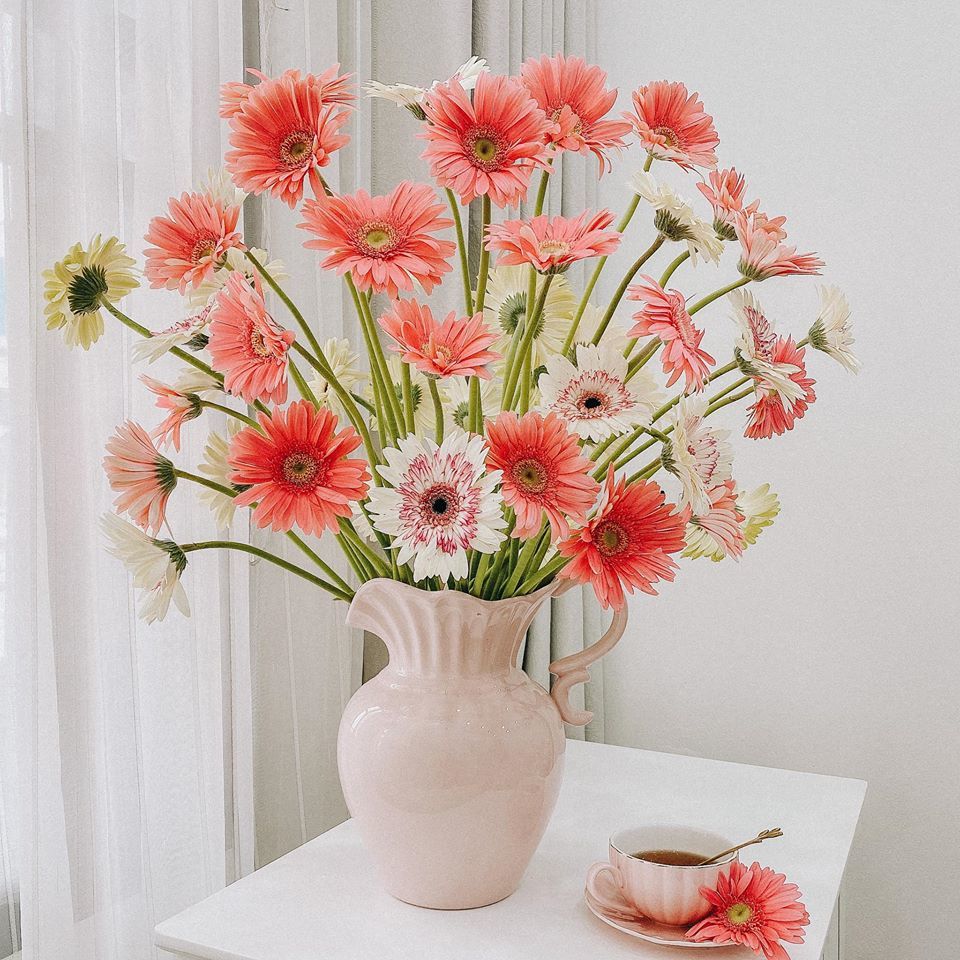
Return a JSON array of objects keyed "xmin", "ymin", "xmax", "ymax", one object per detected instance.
[
  {"xmin": 379, "ymin": 299, "xmax": 500, "ymax": 380},
  {"xmin": 681, "ymin": 480, "xmax": 746, "ymax": 561},
  {"xmin": 557, "ymin": 468, "xmax": 687, "ymax": 610},
  {"xmin": 663, "ymin": 396, "xmax": 734, "ymax": 514},
  {"xmin": 628, "ymin": 276, "xmax": 715, "ymax": 392},
  {"xmin": 538, "ymin": 342, "xmax": 664, "ymax": 442},
  {"xmin": 101, "ymin": 514, "xmax": 190, "ymax": 624},
  {"xmin": 229, "ymin": 401, "xmax": 370, "ymax": 537},
  {"xmin": 744, "ymin": 337, "xmax": 816, "ymax": 439},
  {"xmin": 485, "ymin": 411, "xmax": 599, "ymax": 540},
  {"xmin": 224, "ymin": 68, "xmax": 352, "ymax": 208},
  {"xmin": 697, "ymin": 167, "xmax": 748, "ymax": 240},
  {"xmin": 144, "ymin": 192, "xmax": 244, "ymax": 293},
  {"xmin": 208, "ymin": 272, "xmax": 295, "ymax": 405},
  {"xmin": 686, "ymin": 860, "xmax": 809, "ymax": 959},
  {"xmin": 626, "ymin": 80, "xmax": 718, "ymax": 170},
  {"xmin": 519, "ymin": 54, "xmax": 631, "ymax": 171},
  {"xmin": 43, "ymin": 235, "xmax": 138, "ymax": 350},
  {"xmin": 367, "ymin": 431, "xmax": 507, "ymax": 582},
  {"xmin": 298, "ymin": 181, "xmax": 456, "ymax": 299},
  {"xmin": 485, "ymin": 210, "xmax": 621, "ymax": 274},
  {"xmin": 809, "ymin": 285, "xmax": 859, "ymax": 373},
  {"xmin": 420, "ymin": 72, "xmax": 554, "ymax": 207},
  {"xmin": 140, "ymin": 375, "xmax": 203, "ymax": 452},
  {"xmin": 735, "ymin": 213, "xmax": 823, "ymax": 281},
  {"xmin": 103, "ymin": 421, "xmax": 177, "ymax": 535}
]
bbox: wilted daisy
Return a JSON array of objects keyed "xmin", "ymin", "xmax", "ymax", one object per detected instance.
[
  {"xmin": 663, "ymin": 396, "xmax": 733, "ymax": 514},
  {"xmin": 101, "ymin": 513, "xmax": 190, "ymax": 624},
  {"xmin": 628, "ymin": 171, "xmax": 723, "ymax": 265},
  {"xmin": 681, "ymin": 481, "xmax": 745, "ymax": 561},
  {"xmin": 364, "ymin": 56, "xmax": 488, "ymax": 119},
  {"xmin": 43, "ymin": 235, "xmax": 139, "ymax": 350},
  {"xmin": 307, "ymin": 337, "xmax": 367, "ymax": 412},
  {"xmin": 132, "ymin": 303, "xmax": 213, "ymax": 364},
  {"xmin": 367, "ymin": 431, "xmax": 507, "ymax": 582},
  {"xmin": 538, "ymin": 341, "xmax": 664, "ymax": 442},
  {"xmin": 198, "ymin": 426, "xmax": 240, "ymax": 529},
  {"xmin": 809, "ymin": 285, "xmax": 859, "ymax": 373},
  {"xmin": 188, "ymin": 246, "xmax": 287, "ymax": 308},
  {"xmin": 483, "ymin": 265, "xmax": 576, "ymax": 371}
]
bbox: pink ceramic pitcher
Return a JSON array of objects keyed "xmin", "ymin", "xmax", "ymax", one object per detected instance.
[{"xmin": 337, "ymin": 577, "xmax": 627, "ymax": 909}]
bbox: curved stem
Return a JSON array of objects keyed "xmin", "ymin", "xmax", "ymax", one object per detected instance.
[
  {"xmin": 688, "ymin": 276, "xmax": 750, "ymax": 316},
  {"xmin": 445, "ymin": 188, "xmax": 474, "ymax": 315},
  {"xmin": 199, "ymin": 400, "xmax": 260, "ymax": 430},
  {"xmin": 287, "ymin": 356, "xmax": 320, "ymax": 408},
  {"xmin": 502, "ymin": 273, "xmax": 554, "ymax": 411},
  {"xmin": 625, "ymin": 339, "xmax": 661, "ymax": 380},
  {"xmin": 533, "ymin": 165, "xmax": 551, "ymax": 216},
  {"xmin": 245, "ymin": 251, "xmax": 323, "ymax": 357},
  {"xmin": 659, "ymin": 249, "xmax": 690, "ymax": 288},
  {"xmin": 286, "ymin": 530, "xmax": 353, "ymax": 595},
  {"xmin": 428, "ymin": 377, "xmax": 444, "ymax": 444},
  {"xmin": 591, "ymin": 233, "xmax": 665, "ymax": 346}
]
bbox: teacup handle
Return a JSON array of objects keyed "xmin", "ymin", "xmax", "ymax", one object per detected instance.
[
  {"xmin": 585, "ymin": 861, "xmax": 631, "ymax": 917},
  {"xmin": 549, "ymin": 585, "xmax": 628, "ymax": 725}
]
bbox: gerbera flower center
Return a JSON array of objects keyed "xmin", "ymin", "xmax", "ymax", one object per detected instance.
[
  {"xmin": 191, "ymin": 234, "xmax": 219, "ymax": 264},
  {"xmin": 281, "ymin": 450, "xmax": 324, "ymax": 488},
  {"xmin": 279, "ymin": 129, "xmax": 315, "ymax": 169},
  {"xmin": 596, "ymin": 520, "xmax": 628, "ymax": 557},
  {"xmin": 578, "ymin": 392, "xmax": 606, "ymax": 414},
  {"xmin": 551, "ymin": 105, "xmax": 584, "ymax": 135},
  {"xmin": 673, "ymin": 303, "xmax": 699, "ymax": 347},
  {"xmin": 652, "ymin": 124, "xmax": 680, "ymax": 148},
  {"xmin": 68, "ymin": 265, "xmax": 109, "ymax": 315},
  {"xmin": 466, "ymin": 126, "xmax": 505, "ymax": 170},
  {"xmin": 248, "ymin": 325, "xmax": 272, "ymax": 358},
  {"xmin": 419, "ymin": 483, "xmax": 461, "ymax": 527},
  {"xmin": 726, "ymin": 902, "xmax": 754, "ymax": 926},
  {"xmin": 357, "ymin": 220, "xmax": 400, "ymax": 256},
  {"xmin": 512, "ymin": 458, "xmax": 549, "ymax": 495},
  {"xmin": 539, "ymin": 239, "xmax": 571, "ymax": 259}
]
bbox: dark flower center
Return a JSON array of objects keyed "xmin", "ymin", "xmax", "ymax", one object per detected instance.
[
  {"xmin": 582, "ymin": 394, "xmax": 603, "ymax": 411},
  {"xmin": 420, "ymin": 483, "xmax": 460, "ymax": 526},
  {"xmin": 279, "ymin": 130, "xmax": 314, "ymax": 168},
  {"xmin": 596, "ymin": 521, "xmax": 627, "ymax": 557},
  {"xmin": 512, "ymin": 458, "xmax": 549, "ymax": 495},
  {"xmin": 467, "ymin": 126, "xmax": 504, "ymax": 170},
  {"xmin": 281, "ymin": 451, "xmax": 322, "ymax": 489}
]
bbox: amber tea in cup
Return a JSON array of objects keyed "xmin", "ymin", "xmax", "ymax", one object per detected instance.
[{"xmin": 631, "ymin": 848, "xmax": 705, "ymax": 866}]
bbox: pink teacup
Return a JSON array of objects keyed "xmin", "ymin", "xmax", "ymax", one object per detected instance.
[{"xmin": 585, "ymin": 825, "xmax": 739, "ymax": 927}]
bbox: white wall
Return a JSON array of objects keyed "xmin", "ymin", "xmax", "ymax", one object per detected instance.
[{"xmin": 594, "ymin": 4, "xmax": 960, "ymax": 959}]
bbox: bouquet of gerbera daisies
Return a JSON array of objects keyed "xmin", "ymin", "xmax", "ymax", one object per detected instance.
[{"xmin": 46, "ymin": 55, "xmax": 857, "ymax": 623}]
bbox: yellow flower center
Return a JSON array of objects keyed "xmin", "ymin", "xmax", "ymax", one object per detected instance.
[
  {"xmin": 467, "ymin": 127, "xmax": 504, "ymax": 170},
  {"xmin": 191, "ymin": 235, "xmax": 218, "ymax": 263},
  {"xmin": 652, "ymin": 125, "xmax": 679, "ymax": 148},
  {"xmin": 357, "ymin": 220, "xmax": 399, "ymax": 257},
  {"xmin": 726, "ymin": 903, "xmax": 753, "ymax": 926},
  {"xmin": 512, "ymin": 458, "xmax": 548, "ymax": 495},
  {"xmin": 249, "ymin": 326, "xmax": 271, "ymax": 358}
]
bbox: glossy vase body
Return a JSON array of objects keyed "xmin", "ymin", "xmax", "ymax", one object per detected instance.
[{"xmin": 337, "ymin": 579, "xmax": 566, "ymax": 910}]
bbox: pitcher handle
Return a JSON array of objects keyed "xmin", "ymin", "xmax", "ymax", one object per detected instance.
[{"xmin": 548, "ymin": 584, "xmax": 628, "ymax": 726}]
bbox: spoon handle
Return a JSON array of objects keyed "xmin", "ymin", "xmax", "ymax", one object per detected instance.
[{"xmin": 696, "ymin": 827, "xmax": 784, "ymax": 866}]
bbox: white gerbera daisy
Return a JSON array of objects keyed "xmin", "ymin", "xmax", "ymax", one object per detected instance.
[
  {"xmin": 445, "ymin": 375, "xmax": 502, "ymax": 431},
  {"xmin": 663, "ymin": 396, "xmax": 734, "ymax": 514},
  {"xmin": 729, "ymin": 289, "xmax": 807, "ymax": 403},
  {"xmin": 367, "ymin": 431, "xmax": 507, "ymax": 582},
  {"xmin": 173, "ymin": 365, "xmax": 222, "ymax": 398},
  {"xmin": 43, "ymin": 235, "xmax": 139, "ymax": 350},
  {"xmin": 537, "ymin": 341, "xmax": 665, "ymax": 441},
  {"xmin": 187, "ymin": 246, "xmax": 287, "ymax": 308},
  {"xmin": 573, "ymin": 301, "xmax": 630, "ymax": 353},
  {"xmin": 308, "ymin": 337, "xmax": 368, "ymax": 414},
  {"xmin": 628, "ymin": 171, "xmax": 723, "ymax": 266},
  {"xmin": 197, "ymin": 426, "xmax": 240, "ymax": 529},
  {"xmin": 101, "ymin": 513, "xmax": 190, "ymax": 623},
  {"xmin": 350, "ymin": 500, "xmax": 379, "ymax": 543},
  {"xmin": 364, "ymin": 57, "xmax": 489, "ymax": 119},
  {"xmin": 484, "ymin": 265, "xmax": 576, "ymax": 371},
  {"xmin": 132, "ymin": 302, "xmax": 213, "ymax": 364},
  {"xmin": 809, "ymin": 285, "xmax": 859, "ymax": 373},
  {"xmin": 202, "ymin": 166, "xmax": 246, "ymax": 208},
  {"xmin": 739, "ymin": 483, "xmax": 780, "ymax": 546}
]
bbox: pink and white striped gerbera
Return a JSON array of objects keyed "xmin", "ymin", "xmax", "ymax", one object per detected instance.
[
  {"xmin": 225, "ymin": 69, "xmax": 351, "ymax": 207},
  {"xmin": 419, "ymin": 73, "xmax": 554, "ymax": 207},
  {"xmin": 663, "ymin": 396, "xmax": 734, "ymax": 514},
  {"xmin": 143, "ymin": 192, "xmax": 244, "ymax": 293},
  {"xmin": 140, "ymin": 375, "xmax": 203, "ymax": 452},
  {"xmin": 681, "ymin": 480, "xmax": 746, "ymax": 561},
  {"xmin": 208, "ymin": 272, "xmax": 295, "ymax": 405},
  {"xmin": 628, "ymin": 276, "xmax": 714, "ymax": 392},
  {"xmin": 378, "ymin": 299, "xmax": 500, "ymax": 379},
  {"xmin": 485, "ymin": 210, "xmax": 621, "ymax": 274},
  {"xmin": 367, "ymin": 431, "xmax": 508, "ymax": 582},
  {"xmin": 519, "ymin": 54, "xmax": 631, "ymax": 171},
  {"xmin": 626, "ymin": 80, "xmax": 719, "ymax": 170},
  {"xmin": 103, "ymin": 421, "xmax": 177, "ymax": 535},
  {"xmin": 298, "ymin": 181, "xmax": 456, "ymax": 299},
  {"xmin": 735, "ymin": 213, "xmax": 823, "ymax": 281}
]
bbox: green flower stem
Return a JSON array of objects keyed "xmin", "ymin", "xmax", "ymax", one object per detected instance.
[
  {"xmin": 658, "ymin": 249, "xmax": 690, "ymax": 288},
  {"xmin": 516, "ymin": 553, "xmax": 568, "ymax": 595},
  {"xmin": 428, "ymin": 377, "xmax": 445, "ymax": 444},
  {"xmin": 704, "ymin": 385, "xmax": 754, "ymax": 417},
  {"xmin": 181, "ymin": 540, "xmax": 353, "ymax": 602},
  {"xmin": 199, "ymin": 401, "xmax": 260, "ymax": 430},
  {"xmin": 592, "ymin": 422, "xmax": 668, "ymax": 480},
  {"xmin": 591, "ymin": 233, "xmax": 665, "ymax": 346},
  {"xmin": 468, "ymin": 376, "xmax": 483, "ymax": 434},
  {"xmin": 287, "ymin": 356, "xmax": 320, "ymax": 407},
  {"xmin": 501, "ymin": 523, "xmax": 548, "ymax": 597},
  {"xmin": 533, "ymin": 165, "xmax": 551, "ymax": 216},
  {"xmin": 337, "ymin": 518, "xmax": 390, "ymax": 579},
  {"xmin": 502, "ymin": 273, "xmax": 554, "ymax": 410},
  {"xmin": 625, "ymin": 339, "xmax": 661, "ymax": 382},
  {"xmin": 445, "ymin": 188, "xmax": 474, "ymax": 315},
  {"xmin": 336, "ymin": 532, "xmax": 373, "ymax": 582},
  {"xmin": 688, "ymin": 276, "xmax": 751, "ymax": 316},
  {"xmin": 518, "ymin": 347, "xmax": 532, "ymax": 415},
  {"xmin": 400, "ymin": 361, "xmax": 415, "ymax": 434},
  {"xmin": 173, "ymin": 468, "xmax": 228, "ymax": 497},
  {"xmin": 468, "ymin": 195, "xmax": 493, "ymax": 434},
  {"xmin": 707, "ymin": 375, "xmax": 750, "ymax": 406},
  {"xmin": 345, "ymin": 282, "xmax": 396, "ymax": 443},
  {"xmin": 245, "ymin": 251, "xmax": 323, "ymax": 357}
]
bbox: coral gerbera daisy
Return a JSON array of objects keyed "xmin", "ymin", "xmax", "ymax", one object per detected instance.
[
  {"xmin": 538, "ymin": 342, "xmax": 664, "ymax": 442},
  {"xmin": 219, "ymin": 65, "xmax": 354, "ymax": 120},
  {"xmin": 140, "ymin": 375, "xmax": 203, "ymax": 452},
  {"xmin": 378, "ymin": 299, "xmax": 500, "ymax": 380},
  {"xmin": 298, "ymin": 181, "xmax": 456, "ymax": 298},
  {"xmin": 809, "ymin": 285, "xmax": 860, "ymax": 373},
  {"xmin": 663, "ymin": 396, "xmax": 734, "ymax": 514},
  {"xmin": 628, "ymin": 276, "xmax": 715, "ymax": 392},
  {"xmin": 208, "ymin": 272, "xmax": 295, "ymax": 405},
  {"xmin": 143, "ymin": 192, "xmax": 244, "ymax": 293},
  {"xmin": 557, "ymin": 468, "xmax": 687, "ymax": 610},
  {"xmin": 485, "ymin": 210, "xmax": 621, "ymax": 274},
  {"xmin": 187, "ymin": 245, "xmax": 287, "ymax": 309},
  {"xmin": 744, "ymin": 337, "xmax": 816, "ymax": 440},
  {"xmin": 229, "ymin": 400, "xmax": 370, "ymax": 537},
  {"xmin": 367, "ymin": 431, "xmax": 507, "ymax": 582},
  {"xmin": 697, "ymin": 167, "xmax": 748, "ymax": 240},
  {"xmin": 225, "ymin": 69, "xmax": 351, "ymax": 208},
  {"xmin": 103, "ymin": 421, "xmax": 178, "ymax": 535},
  {"xmin": 43, "ymin": 235, "xmax": 139, "ymax": 350},
  {"xmin": 101, "ymin": 514, "xmax": 189, "ymax": 624},
  {"xmin": 626, "ymin": 80, "xmax": 719, "ymax": 170},
  {"xmin": 686, "ymin": 860, "xmax": 810, "ymax": 959},
  {"xmin": 485, "ymin": 411, "xmax": 599, "ymax": 540},
  {"xmin": 419, "ymin": 72, "xmax": 554, "ymax": 207},
  {"xmin": 681, "ymin": 480, "xmax": 746, "ymax": 562},
  {"xmin": 735, "ymin": 213, "xmax": 823, "ymax": 281},
  {"xmin": 519, "ymin": 54, "xmax": 631, "ymax": 171}
]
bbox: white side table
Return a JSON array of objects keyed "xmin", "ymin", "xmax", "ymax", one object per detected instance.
[{"xmin": 156, "ymin": 740, "xmax": 865, "ymax": 960}]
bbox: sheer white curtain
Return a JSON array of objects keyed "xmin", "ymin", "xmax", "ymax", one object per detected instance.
[{"xmin": 0, "ymin": 2, "xmax": 248, "ymax": 957}]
